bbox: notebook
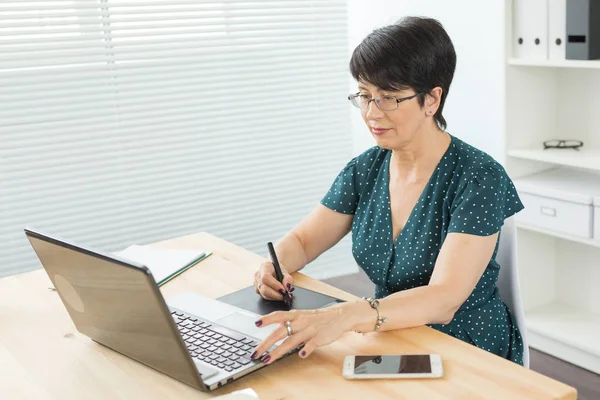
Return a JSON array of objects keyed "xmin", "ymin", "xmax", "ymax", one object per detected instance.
[{"xmin": 115, "ymin": 245, "xmax": 212, "ymax": 286}]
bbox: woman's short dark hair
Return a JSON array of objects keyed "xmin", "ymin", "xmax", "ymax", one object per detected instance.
[{"xmin": 349, "ymin": 16, "xmax": 457, "ymax": 131}]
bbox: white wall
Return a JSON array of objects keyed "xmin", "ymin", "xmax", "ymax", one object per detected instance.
[{"xmin": 348, "ymin": 0, "xmax": 507, "ymax": 164}]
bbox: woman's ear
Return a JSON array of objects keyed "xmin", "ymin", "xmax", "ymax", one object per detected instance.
[{"xmin": 425, "ymin": 87, "xmax": 443, "ymax": 115}]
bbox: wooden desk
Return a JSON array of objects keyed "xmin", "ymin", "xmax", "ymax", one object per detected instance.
[{"xmin": 0, "ymin": 233, "xmax": 577, "ymax": 400}]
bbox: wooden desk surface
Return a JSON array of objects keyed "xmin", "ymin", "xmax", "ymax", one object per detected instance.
[{"xmin": 0, "ymin": 232, "xmax": 577, "ymax": 400}]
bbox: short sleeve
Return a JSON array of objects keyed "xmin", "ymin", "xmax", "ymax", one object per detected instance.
[
  {"xmin": 448, "ymin": 164, "xmax": 524, "ymax": 236},
  {"xmin": 320, "ymin": 158, "xmax": 360, "ymax": 215}
]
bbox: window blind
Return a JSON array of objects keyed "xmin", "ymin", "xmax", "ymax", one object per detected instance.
[{"xmin": 0, "ymin": 0, "xmax": 356, "ymax": 279}]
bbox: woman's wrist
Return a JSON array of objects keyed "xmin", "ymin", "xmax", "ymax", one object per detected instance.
[{"xmin": 342, "ymin": 298, "xmax": 378, "ymax": 333}]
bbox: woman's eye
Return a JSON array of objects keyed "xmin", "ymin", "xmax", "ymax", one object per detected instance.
[
  {"xmin": 358, "ymin": 93, "xmax": 370, "ymax": 98},
  {"xmin": 382, "ymin": 96, "xmax": 396, "ymax": 101}
]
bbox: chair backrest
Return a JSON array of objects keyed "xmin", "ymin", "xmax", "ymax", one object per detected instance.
[{"xmin": 495, "ymin": 216, "xmax": 530, "ymax": 368}]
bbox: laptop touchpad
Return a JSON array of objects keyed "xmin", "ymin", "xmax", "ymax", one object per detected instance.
[
  {"xmin": 216, "ymin": 312, "xmax": 278, "ymax": 341},
  {"xmin": 167, "ymin": 292, "xmax": 239, "ymax": 321}
]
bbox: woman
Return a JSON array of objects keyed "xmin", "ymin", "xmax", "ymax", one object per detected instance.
[{"xmin": 250, "ymin": 16, "xmax": 524, "ymax": 366}]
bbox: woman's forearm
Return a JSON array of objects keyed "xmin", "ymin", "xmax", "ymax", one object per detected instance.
[
  {"xmin": 273, "ymin": 230, "xmax": 309, "ymax": 274},
  {"xmin": 344, "ymin": 284, "xmax": 461, "ymax": 333}
]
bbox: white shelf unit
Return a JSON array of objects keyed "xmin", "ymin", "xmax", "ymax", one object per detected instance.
[
  {"xmin": 526, "ymin": 303, "xmax": 600, "ymax": 375},
  {"xmin": 508, "ymin": 57, "xmax": 600, "ymax": 69},
  {"xmin": 517, "ymin": 222, "xmax": 600, "ymax": 249},
  {"xmin": 506, "ymin": 1, "xmax": 600, "ymax": 373},
  {"xmin": 507, "ymin": 147, "xmax": 600, "ymax": 172}
]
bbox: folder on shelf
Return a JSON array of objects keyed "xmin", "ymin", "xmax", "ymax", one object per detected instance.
[
  {"xmin": 566, "ymin": 0, "xmax": 600, "ymax": 60},
  {"xmin": 548, "ymin": 0, "xmax": 566, "ymax": 61},
  {"xmin": 513, "ymin": 0, "xmax": 548, "ymax": 60}
]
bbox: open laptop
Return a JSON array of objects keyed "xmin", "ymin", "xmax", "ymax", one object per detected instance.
[{"xmin": 24, "ymin": 227, "xmax": 303, "ymax": 391}]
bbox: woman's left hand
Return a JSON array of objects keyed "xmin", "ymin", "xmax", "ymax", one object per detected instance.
[{"xmin": 251, "ymin": 305, "xmax": 357, "ymax": 364}]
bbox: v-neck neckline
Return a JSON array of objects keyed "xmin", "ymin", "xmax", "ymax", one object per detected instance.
[{"xmin": 385, "ymin": 134, "xmax": 454, "ymax": 246}]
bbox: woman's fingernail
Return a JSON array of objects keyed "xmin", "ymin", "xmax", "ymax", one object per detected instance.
[
  {"xmin": 250, "ymin": 351, "xmax": 258, "ymax": 359},
  {"xmin": 261, "ymin": 355, "xmax": 271, "ymax": 363},
  {"xmin": 290, "ymin": 286, "xmax": 295, "ymax": 292},
  {"xmin": 255, "ymin": 320, "xmax": 262, "ymax": 327},
  {"xmin": 300, "ymin": 350, "xmax": 306, "ymax": 357},
  {"xmin": 279, "ymin": 289, "xmax": 286, "ymax": 295},
  {"xmin": 287, "ymin": 283, "xmax": 292, "ymax": 290}
]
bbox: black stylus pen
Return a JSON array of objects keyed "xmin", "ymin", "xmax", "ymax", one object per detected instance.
[{"xmin": 267, "ymin": 242, "xmax": 292, "ymax": 308}]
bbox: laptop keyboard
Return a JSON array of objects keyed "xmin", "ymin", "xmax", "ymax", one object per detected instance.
[{"xmin": 171, "ymin": 310, "xmax": 259, "ymax": 373}]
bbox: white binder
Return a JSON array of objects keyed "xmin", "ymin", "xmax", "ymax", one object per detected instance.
[
  {"xmin": 513, "ymin": 0, "xmax": 548, "ymax": 60},
  {"xmin": 548, "ymin": 0, "xmax": 566, "ymax": 60}
]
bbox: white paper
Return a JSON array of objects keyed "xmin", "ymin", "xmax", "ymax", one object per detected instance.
[
  {"xmin": 212, "ymin": 388, "xmax": 260, "ymax": 399},
  {"xmin": 115, "ymin": 245, "xmax": 208, "ymax": 284}
]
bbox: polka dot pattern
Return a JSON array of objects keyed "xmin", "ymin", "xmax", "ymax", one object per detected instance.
[{"xmin": 320, "ymin": 134, "xmax": 525, "ymax": 365}]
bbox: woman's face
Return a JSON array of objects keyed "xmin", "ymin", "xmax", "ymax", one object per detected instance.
[{"xmin": 357, "ymin": 81, "xmax": 436, "ymax": 150}]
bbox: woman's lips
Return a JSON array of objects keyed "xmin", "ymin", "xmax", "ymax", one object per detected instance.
[{"xmin": 371, "ymin": 128, "xmax": 390, "ymax": 136}]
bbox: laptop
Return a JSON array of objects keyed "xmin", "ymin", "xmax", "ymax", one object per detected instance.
[{"xmin": 24, "ymin": 227, "xmax": 306, "ymax": 391}]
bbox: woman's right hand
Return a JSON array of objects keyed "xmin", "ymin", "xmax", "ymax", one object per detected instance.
[{"xmin": 254, "ymin": 260, "xmax": 295, "ymax": 301}]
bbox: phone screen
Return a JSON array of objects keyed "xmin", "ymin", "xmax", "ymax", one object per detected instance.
[{"xmin": 353, "ymin": 355, "xmax": 432, "ymax": 374}]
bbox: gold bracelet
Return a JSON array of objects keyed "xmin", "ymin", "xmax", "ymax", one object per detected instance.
[{"xmin": 354, "ymin": 297, "xmax": 388, "ymax": 334}]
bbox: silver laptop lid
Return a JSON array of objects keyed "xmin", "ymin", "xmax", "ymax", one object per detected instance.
[{"xmin": 24, "ymin": 228, "xmax": 206, "ymax": 391}]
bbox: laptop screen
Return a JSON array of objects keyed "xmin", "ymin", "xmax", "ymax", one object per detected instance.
[{"xmin": 25, "ymin": 229, "xmax": 203, "ymax": 389}]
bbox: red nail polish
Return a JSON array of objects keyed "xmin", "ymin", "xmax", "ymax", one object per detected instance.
[
  {"xmin": 300, "ymin": 350, "xmax": 306, "ymax": 357},
  {"xmin": 261, "ymin": 355, "xmax": 271, "ymax": 363},
  {"xmin": 255, "ymin": 320, "xmax": 262, "ymax": 327},
  {"xmin": 287, "ymin": 283, "xmax": 291, "ymax": 290}
]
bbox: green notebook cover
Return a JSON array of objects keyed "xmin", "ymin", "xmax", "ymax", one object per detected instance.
[
  {"xmin": 114, "ymin": 245, "xmax": 213, "ymax": 287},
  {"xmin": 156, "ymin": 251, "xmax": 212, "ymax": 286}
]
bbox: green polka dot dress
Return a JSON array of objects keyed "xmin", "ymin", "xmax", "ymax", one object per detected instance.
[{"xmin": 321, "ymin": 134, "xmax": 525, "ymax": 365}]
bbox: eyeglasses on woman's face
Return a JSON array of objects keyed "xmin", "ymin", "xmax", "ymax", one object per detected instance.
[{"xmin": 347, "ymin": 92, "xmax": 422, "ymax": 111}]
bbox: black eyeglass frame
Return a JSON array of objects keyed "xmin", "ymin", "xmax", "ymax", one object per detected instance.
[
  {"xmin": 543, "ymin": 140, "xmax": 584, "ymax": 150},
  {"xmin": 347, "ymin": 92, "xmax": 423, "ymax": 111}
]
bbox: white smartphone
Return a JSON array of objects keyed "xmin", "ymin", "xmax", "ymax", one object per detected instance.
[{"xmin": 342, "ymin": 354, "xmax": 443, "ymax": 379}]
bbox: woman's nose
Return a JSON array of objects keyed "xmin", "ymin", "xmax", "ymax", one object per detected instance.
[{"xmin": 365, "ymin": 100, "xmax": 384, "ymax": 120}]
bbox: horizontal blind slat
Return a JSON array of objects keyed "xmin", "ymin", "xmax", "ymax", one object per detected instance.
[
  {"xmin": 1, "ymin": 103, "xmax": 347, "ymax": 130},
  {"xmin": 1, "ymin": 95, "xmax": 347, "ymax": 129},
  {"xmin": 0, "ymin": 53, "xmax": 344, "ymax": 83},
  {"xmin": 0, "ymin": 64, "xmax": 345, "ymax": 97},
  {"xmin": 0, "ymin": 42, "xmax": 347, "ymax": 68},
  {"xmin": 1, "ymin": 108, "xmax": 350, "ymax": 142},
  {"xmin": 3, "ymin": 130, "xmax": 348, "ymax": 173},
  {"xmin": 0, "ymin": 34, "xmax": 347, "ymax": 65},
  {"xmin": 0, "ymin": 14, "xmax": 345, "ymax": 30},
  {"xmin": 1, "ymin": 77, "xmax": 346, "ymax": 118},
  {"xmin": 0, "ymin": 1, "xmax": 345, "ymax": 12},
  {"xmin": 0, "ymin": 24, "xmax": 345, "ymax": 51}
]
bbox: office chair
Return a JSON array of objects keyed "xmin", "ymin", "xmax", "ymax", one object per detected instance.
[{"xmin": 496, "ymin": 216, "xmax": 530, "ymax": 368}]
